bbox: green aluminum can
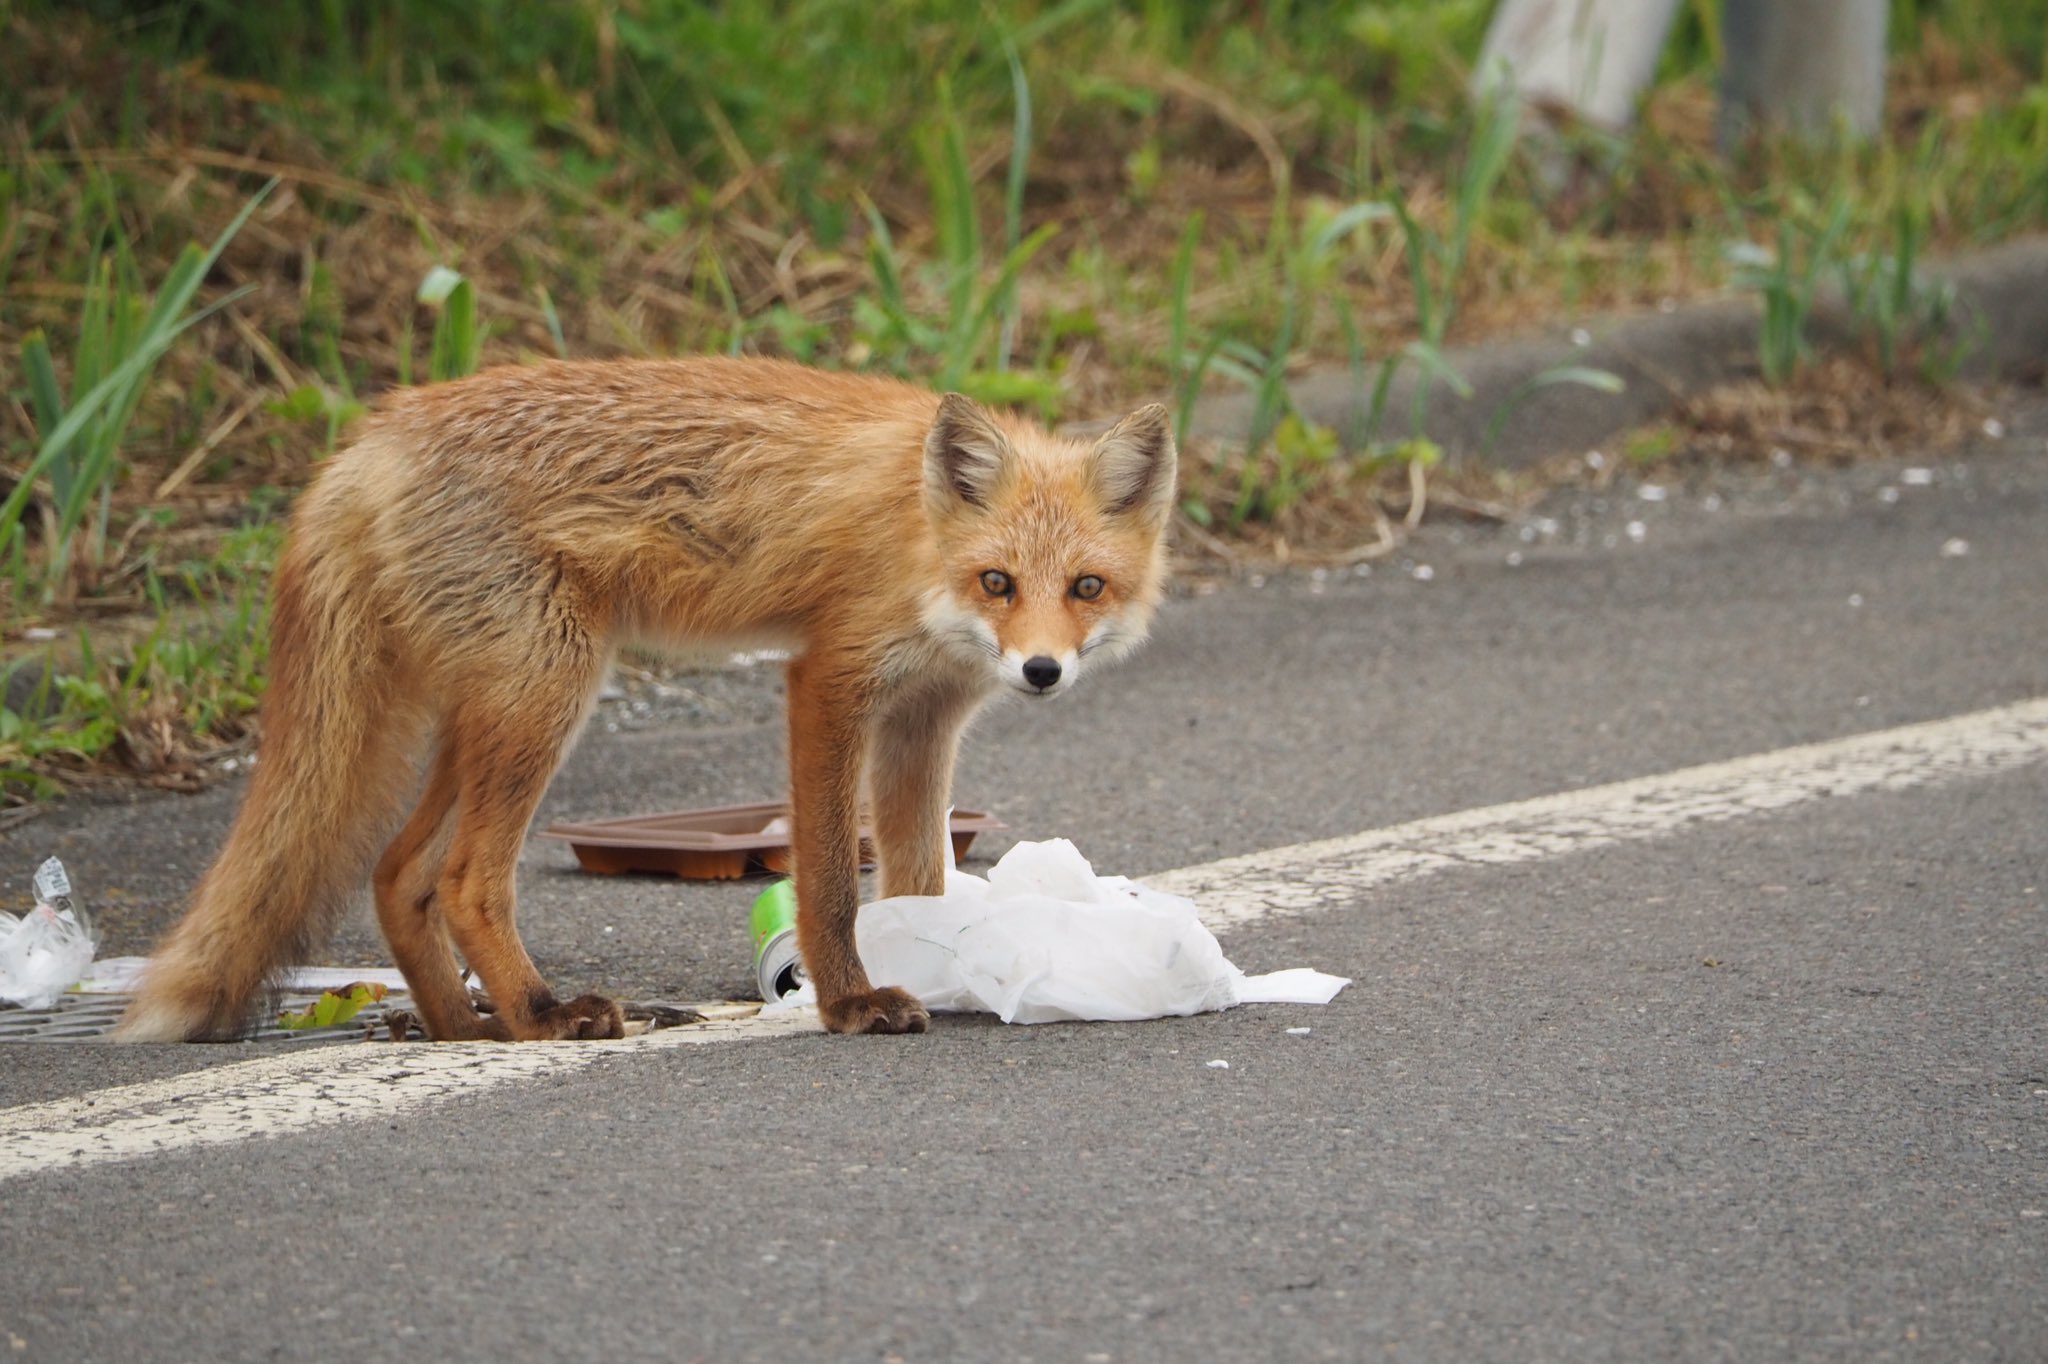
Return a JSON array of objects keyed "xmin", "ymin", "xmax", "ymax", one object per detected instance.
[{"xmin": 750, "ymin": 880, "xmax": 805, "ymax": 1000}]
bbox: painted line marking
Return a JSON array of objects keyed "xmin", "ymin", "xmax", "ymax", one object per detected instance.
[
  {"xmin": 1154, "ymin": 694, "xmax": 2048, "ymax": 926},
  {"xmin": 3, "ymin": 695, "xmax": 2045, "ymax": 1182},
  {"xmin": 0, "ymin": 1011, "xmax": 820, "ymax": 1182}
]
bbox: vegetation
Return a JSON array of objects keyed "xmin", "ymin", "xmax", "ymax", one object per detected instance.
[{"xmin": 2, "ymin": 0, "xmax": 2044, "ymax": 799}]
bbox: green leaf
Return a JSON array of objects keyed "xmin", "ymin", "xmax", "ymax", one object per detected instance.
[
  {"xmin": 0, "ymin": 179, "xmax": 274, "ymax": 591},
  {"xmin": 427, "ymin": 279, "xmax": 480, "ymax": 382},
  {"xmin": 277, "ymin": 982, "xmax": 387, "ymax": 1031},
  {"xmin": 21, "ymin": 331, "xmax": 64, "ymax": 439}
]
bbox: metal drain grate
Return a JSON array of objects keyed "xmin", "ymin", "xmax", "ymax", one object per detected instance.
[
  {"xmin": 0, "ymin": 994, "xmax": 755, "ymax": 1042},
  {"xmin": 0, "ymin": 992, "xmax": 409, "ymax": 1045}
]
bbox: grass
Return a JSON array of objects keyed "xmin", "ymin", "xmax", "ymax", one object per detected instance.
[
  {"xmin": 1, "ymin": 518, "xmax": 277, "ymax": 800},
  {"xmin": 2, "ymin": 0, "xmax": 2045, "ymax": 799},
  {"xmin": 6, "ymin": 182, "xmax": 270, "ymax": 606}
]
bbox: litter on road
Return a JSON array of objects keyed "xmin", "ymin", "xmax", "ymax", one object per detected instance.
[
  {"xmin": 0, "ymin": 860, "xmax": 96, "ymax": 1010},
  {"xmin": 765, "ymin": 838, "xmax": 1350, "ymax": 1025}
]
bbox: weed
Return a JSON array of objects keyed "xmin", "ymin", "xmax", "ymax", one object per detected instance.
[
  {"xmin": 0, "ymin": 520, "xmax": 277, "ymax": 802},
  {"xmin": 417, "ymin": 266, "xmax": 483, "ymax": 383},
  {"xmin": 1728, "ymin": 194, "xmax": 1853, "ymax": 387},
  {"xmin": 1623, "ymin": 425, "xmax": 1684, "ymax": 466},
  {"xmin": 1480, "ymin": 364, "xmax": 1629, "ymax": 460},
  {"xmin": 1839, "ymin": 200, "xmax": 1971, "ymax": 382},
  {"xmin": 1386, "ymin": 91, "xmax": 1519, "ymax": 431},
  {"xmin": 5, "ymin": 182, "xmax": 272, "ymax": 606},
  {"xmin": 854, "ymin": 78, "xmax": 1060, "ymax": 406}
]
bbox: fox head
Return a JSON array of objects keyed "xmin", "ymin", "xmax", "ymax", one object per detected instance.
[{"xmin": 920, "ymin": 393, "xmax": 1177, "ymax": 697}]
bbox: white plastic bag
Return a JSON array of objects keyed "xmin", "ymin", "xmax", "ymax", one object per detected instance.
[
  {"xmin": 771, "ymin": 838, "xmax": 1349, "ymax": 1024},
  {"xmin": 0, "ymin": 858, "xmax": 97, "ymax": 1009}
]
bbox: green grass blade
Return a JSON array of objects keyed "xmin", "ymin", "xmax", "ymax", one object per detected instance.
[
  {"xmin": 20, "ymin": 332, "xmax": 64, "ymax": 453},
  {"xmin": 996, "ymin": 35, "xmax": 1034, "ymax": 372},
  {"xmin": 0, "ymin": 285, "xmax": 254, "ymax": 557},
  {"xmin": 428, "ymin": 277, "xmax": 480, "ymax": 381},
  {"xmin": 952, "ymin": 222, "xmax": 1060, "ymax": 387},
  {"xmin": 1167, "ymin": 211, "xmax": 1205, "ymax": 388}
]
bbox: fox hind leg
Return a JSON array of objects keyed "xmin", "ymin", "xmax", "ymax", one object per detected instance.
[
  {"xmin": 432, "ymin": 647, "xmax": 623, "ymax": 1042},
  {"xmin": 373, "ymin": 731, "xmax": 510, "ymax": 1041}
]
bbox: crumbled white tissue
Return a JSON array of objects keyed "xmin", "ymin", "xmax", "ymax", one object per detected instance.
[{"xmin": 767, "ymin": 838, "xmax": 1349, "ymax": 1025}]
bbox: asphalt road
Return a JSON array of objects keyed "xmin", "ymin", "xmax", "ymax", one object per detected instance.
[{"xmin": 1, "ymin": 405, "xmax": 2043, "ymax": 1362}]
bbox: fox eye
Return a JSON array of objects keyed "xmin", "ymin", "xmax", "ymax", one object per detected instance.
[
  {"xmin": 1072, "ymin": 575, "xmax": 1105, "ymax": 600},
  {"xmin": 980, "ymin": 569, "xmax": 1013, "ymax": 597}
]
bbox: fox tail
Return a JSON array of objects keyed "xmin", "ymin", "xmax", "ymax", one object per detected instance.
[{"xmin": 115, "ymin": 538, "xmax": 425, "ymax": 1041}]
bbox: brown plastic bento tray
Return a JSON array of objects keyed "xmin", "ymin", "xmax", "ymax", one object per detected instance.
[{"xmin": 540, "ymin": 802, "xmax": 1006, "ymax": 880}]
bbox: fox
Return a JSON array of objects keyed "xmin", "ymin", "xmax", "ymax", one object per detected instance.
[{"xmin": 115, "ymin": 356, "xmax": 1177, "ymax": 1042}]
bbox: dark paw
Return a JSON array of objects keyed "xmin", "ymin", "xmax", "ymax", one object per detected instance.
[
  {"xmin": 529, "ymin": 993, "xmax": 626, "ymax": 1040},
  {"xmin": 818, "ymin": 986, "xmax": 930, "ymax": 1035}
]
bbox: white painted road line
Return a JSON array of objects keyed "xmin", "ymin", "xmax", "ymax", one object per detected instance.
[
  {"xmin": 1149, "ymin": 695, "xmax": 2048, "ymax": 927},
  {"xmin": 0, "ymin": 1011, "xmax": 821, "ymax": 1182},
  {"xmin": 3, "ymin": 696, "xmax": 2045, "ymax": 1183}
]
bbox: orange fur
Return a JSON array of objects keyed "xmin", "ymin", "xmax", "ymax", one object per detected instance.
[{"xmin": 115, "ymin": 357, "xmax": 1176, "ymax": 1041}]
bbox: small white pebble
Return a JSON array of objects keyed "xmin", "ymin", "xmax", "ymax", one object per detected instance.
[
  {"xmin": 1847, "ymin": 593, "xmax": 1864, "ymax": 608},
  {"xmin": 1940, "ymin": 537, "xmax": 1971, "ymax": 558},
  {"xmin": 1412, "ymin": 564, "xmax": 1434, "ymax": 581},
  {"xmin": 1901, "ymin": 467, "xmax": 1934, "ymax": 486},
  {"xmin": 23, "ymin": 627, "xmax": 57, "ymax": 641},
  {"xmin": 1878, "ymin": 486, "xmax": 1901, "ymax": 504},
  {"xmin": 1637, "ymin": 484, "xmax": 1668, "ymax": 502},
  {"xmin": 1625, "ymin": 521, "xmax": 1648, "ymax": 544},
  {"xmin": 1585, "ymin": 450, "xmax": 1607, "ymax": 470},
  {"xmin": 1285, "ymin": 1027, "xmax": 1312, "ymax": 1037},
  {"xmin": 1570, "ymin": 327, "xmax": 1592, "ymax": 347},
  {"xmin": 1702, "ymin": 494, "xmax": 1723, "ymax": 512},
  {"xmin": 1770, "ymin": 447, "xmax": 1792, "ymax": 468},
  {"xmin": 1506, "ymin": 551, "xmax": 1524, "ymax": 567},
  {"xmin": 1205, "ymin": 1059, "xmax": 1231, "ymax": 1070},
  {"xmin": 1982, "ymin": 418, "xmax": 2005, "ymax": 439}
]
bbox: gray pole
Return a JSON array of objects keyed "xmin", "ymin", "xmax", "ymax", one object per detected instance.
[{"xmin": 1719, "ymin": 0, "xmax": 1888, "ymax": 148}]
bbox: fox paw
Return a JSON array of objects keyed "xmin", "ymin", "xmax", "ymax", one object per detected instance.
[
  {"xmin": 819, "ymin": 986, "xmax": 929, "ymax": 1035},
  {"xmin": 425, "ymin": 1010, "xmax": 513, "ymax": 1043},
  {"xmin": 525, "ymin": 993, "xmax": 626, "ymax": 1041}
]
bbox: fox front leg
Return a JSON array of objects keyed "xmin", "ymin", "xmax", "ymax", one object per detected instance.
[
  {"xmin": 867, "ymin": 677, "xmax": 982, "ymax": 900},
  {"xmin": 785, "ymin": 650, "xmax": 929, "ymax": 1034}
]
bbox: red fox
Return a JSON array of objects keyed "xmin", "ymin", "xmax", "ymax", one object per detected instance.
[{"xmin": 116, "ymin": 357, "xmax": 1177, "ymax": 1041}]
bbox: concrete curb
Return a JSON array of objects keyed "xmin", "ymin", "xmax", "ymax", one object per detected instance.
[{"xmin": 1188, "ymin": 234, "xmax": 2048, "ymax": 468}]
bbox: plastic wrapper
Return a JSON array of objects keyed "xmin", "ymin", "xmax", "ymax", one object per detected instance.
[
  {"xmin": 0, "ymin": 857, "xmax": 97, "ymax": 1009},
  {"xmin": 769, "ymin": 838, "xmax": 1348, "ymax": 1024}
]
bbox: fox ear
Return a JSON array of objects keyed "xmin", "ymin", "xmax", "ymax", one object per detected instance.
[
  {"xmin": 924, "ymin": 393, "xmax": 1012, "ymax": 510},
  {"xmin": 1091, "ymin": 403, "xmax": 1178, "ymax": 522}
]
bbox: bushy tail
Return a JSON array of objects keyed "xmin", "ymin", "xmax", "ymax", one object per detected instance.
[{"xmin": 116, "ymin": 541, "xmax": 425, "ymax": 1041}]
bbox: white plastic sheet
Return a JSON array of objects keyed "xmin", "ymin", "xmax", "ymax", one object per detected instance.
[{"xmin": 770, "ymin": 838, "xmax": 1348, "ymax": 1024}]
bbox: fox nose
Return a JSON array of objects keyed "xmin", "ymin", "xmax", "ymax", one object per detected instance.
[{"xmin": 1022, "ymin": 655, "xmax": 1063, "ymax": 690}]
